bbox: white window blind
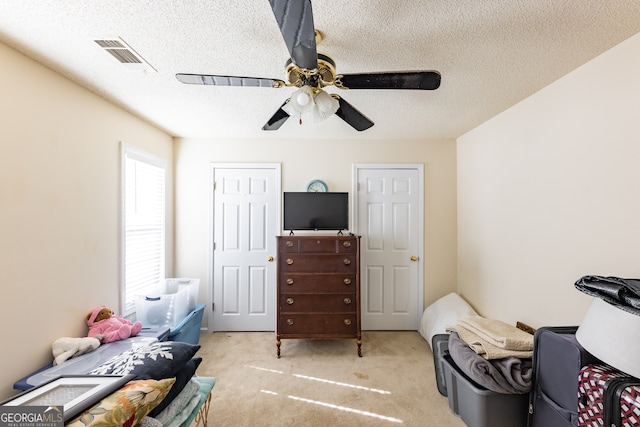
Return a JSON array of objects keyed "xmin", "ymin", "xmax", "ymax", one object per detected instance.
[{"xmin": 121, "ymin": 144, "xmax": 166, "ymax": 315}]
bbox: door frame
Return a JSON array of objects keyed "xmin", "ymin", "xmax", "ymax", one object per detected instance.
[
  {"xmin": 351, "ymin": 163, "xmax": 425, "ymax": 330},
  {"xmin": 207, "ymin": 163, "xmax": 282, "ymax": 332}
]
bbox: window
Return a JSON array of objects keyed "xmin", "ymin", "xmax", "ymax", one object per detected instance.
[{"xmin": 121, "ymin": 144, "xmax": 166, "ymax": 315}]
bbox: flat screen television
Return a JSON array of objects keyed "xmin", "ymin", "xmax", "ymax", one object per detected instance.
[{"xmin": 283, "ymin": 192, "xmax": 349, "ymax": 232}]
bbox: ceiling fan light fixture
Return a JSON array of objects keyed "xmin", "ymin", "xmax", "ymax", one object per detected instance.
[
  {"xmin": 296, "ymin": 90, "xmax": 311, "ymax": 106},
  {"xmin": 282, "ymin": 86, "xmax": 338, "ymax": 124},
  {"xmin": 283, "ymin": 85, "xmax": 315, "ymax": 116},
  {"xmin": 313, "ymin": 89, "xmax": 339, "ymax": 122}
]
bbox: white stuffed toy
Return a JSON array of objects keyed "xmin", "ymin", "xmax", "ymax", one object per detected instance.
[{"xmin": 52, "ymin": 337, "xmax": 101, "ymax": 365}]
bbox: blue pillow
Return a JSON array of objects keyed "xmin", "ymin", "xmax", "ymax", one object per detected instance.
[{"xmin": 90, "ymin": 341, "xmax": 200, "ymax": 380}]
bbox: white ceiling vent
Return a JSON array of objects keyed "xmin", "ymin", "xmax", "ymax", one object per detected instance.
[{"xmin": 94, "ymin": 37, "xmax": 156, "ymax": 72}]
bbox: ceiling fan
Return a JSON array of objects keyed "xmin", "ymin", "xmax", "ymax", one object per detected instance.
[{"xmin": 175, "ymin": 0, "xmax": 441, "ymax": 131}]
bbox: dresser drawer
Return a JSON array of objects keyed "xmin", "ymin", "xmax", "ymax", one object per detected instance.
[
  {"xmin": 298, "ymin": 238, "xmax": 357, "ymax": 253},
  {"xmin": 279, "ymin": 273, "xmax": 356, "ymax": 293},
  {"xmin": 336, "ymin": 238, "xmax": 357, "ymax": 253},
  {"xmin": 278, "ymin": 237, "xmax": 358, "ymax": 254},
  {"xmin": 298, "ymin": 238, "xmax": 339, "ymax": 253},
  {"xmin": 280, "ymin": 254, "xmax": 357, "ymax": 273},
  {"xmin": 279, "ymin": 293, "xmax": 357, "ymax": 313},
  {"xmin": 278, "ymin": 313, "xmax": 358, "ymax": 335},
  {"xmin": 279, "ymin": 238, "xmax": 300, "ymax": 253}
]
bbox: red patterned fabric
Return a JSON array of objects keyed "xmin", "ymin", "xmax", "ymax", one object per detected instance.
[
  {"xmin": 621, "ymin": 386, "xmax": 640, "ymax": 425},
  {"xmin": 578, "ymin": 364, "xmax": 640, "ymax": 427}
]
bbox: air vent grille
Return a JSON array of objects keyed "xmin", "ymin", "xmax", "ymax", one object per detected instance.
[
  {"xmin": 94, "ymin": 37, "xmax": 156, "ymax": 72},
  {"xmin": 104, "ymin": 48, "xmax": 143, "ymax": 64},
  {"xmin": 94, "ymin": 39, "xmax": 126, "ymax": 49}
]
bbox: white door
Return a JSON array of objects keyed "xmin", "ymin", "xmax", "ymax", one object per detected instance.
[
  {"xmin": 353, "ymin": 165, "xmax": 423, "ymax": 330},
  {"xmin": 211, "ymin": 164, "xmax": 280, "ymax": 331}
]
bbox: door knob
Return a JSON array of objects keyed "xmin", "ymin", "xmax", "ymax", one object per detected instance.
[
  {"xmin": 267, "ymin": 256, "xmax": 274, "ymax": 262},
  {"xmin": 410, "ymin": 256, "xmax": 418, "ymax": 261}
]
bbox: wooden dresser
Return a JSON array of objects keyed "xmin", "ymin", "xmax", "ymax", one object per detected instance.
[{"xmin": 276, "ymin": 234, "xmax": 362, "ymax": 357}]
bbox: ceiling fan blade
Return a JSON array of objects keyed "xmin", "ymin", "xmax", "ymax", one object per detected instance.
[
  {"xmin": 333, "ymin": 96, "xmax": 374, "ymax": 131},
  {"xmin": 269, "ymin": 0, "xmax": 318, "ymax": 70},
  {"xmin": 337, "ymin": 71, "xmax": 441, "ymax": 90},
  {"xmin": 176, "ymin": 73, "xmax": 284, "ymax": 88},
  {"xmin": 262, "ymin": 101, "xmax": 291, "ymax": 131}
]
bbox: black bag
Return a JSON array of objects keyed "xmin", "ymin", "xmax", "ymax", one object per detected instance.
[{"xmin": 574, "ymin": 275, "xmax": 640, "ymax": 315}]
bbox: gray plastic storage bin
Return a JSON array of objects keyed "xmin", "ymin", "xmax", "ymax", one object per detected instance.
[
  {"xmin": 432, "ymin": 333, "xmax": 450, "ymax": 396},
  {"xmin": 442, "ymin": 354, "xmax": 529, "ymax": 427}
]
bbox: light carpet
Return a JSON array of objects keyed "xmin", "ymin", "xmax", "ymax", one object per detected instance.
[{"xmin": 195, "ymin": 331, "xmax": 466, "ymax": 427}]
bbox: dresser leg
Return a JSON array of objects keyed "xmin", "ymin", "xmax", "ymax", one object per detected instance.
[
  {"xmin": 276, "ymin": 337, "xmax": 281, "ymax": 358},
  {"xmin": 357, "ymin": 339, "xmax": 362, "ymax": 357}
]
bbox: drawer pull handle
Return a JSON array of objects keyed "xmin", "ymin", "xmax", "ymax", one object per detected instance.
[
  {"xmin": 344, "ymin": 319, "xmax": 352, "ymax": 326},
  {"xmin": 285, "ymin": 241, "xmax": 294, "ymax": 247},
  {"xmin": 286, "ymin": 278, "xmax": 294, "ymax": 285},
  {"xmin": 344, "ymin": 278, "xmax": 352, "ymax": 285},
  {"xmin": 286, "ymin": 297, "xmax": 294, "ymax": 305},
  {"xmin": 287, "ymin": 319, "xmax": 294, "ymax": 326},
  {"xmin": 343, "ymin": 241, "xmax": 351, "ymax": 248},
  {"xmin": 343, "ymin": 258, "xmax": 351, "ymax": 265},
  {"xmin": 286, "ymin": 258, "xmax": 294, "ymax": 265},
  {"xmin": 344, "ymin": 297, "xmax": 352, "ymax": 305}
]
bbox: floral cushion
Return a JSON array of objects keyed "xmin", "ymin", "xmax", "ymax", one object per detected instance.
[
  {"xmin": 89, "ymin": 341, "xmax": 200, "ymax": 380},
  {"xmin": 65, "ymin": 378, "xmax": 175, "ymax": 427}
]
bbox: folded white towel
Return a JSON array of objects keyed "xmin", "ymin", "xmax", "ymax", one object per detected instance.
[
  {"xmin": 456, "ymin": 317, "xmax": 533, "ymax": 351},
  {"xmin": 447, "ymin": 317, "xmax": 534, "ymax": 360},
  {"xmin": 448, "ymin": 323, "xmax": 533, "ymax": 360}
]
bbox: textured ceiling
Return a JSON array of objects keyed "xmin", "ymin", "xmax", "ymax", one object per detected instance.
[{"xmin": 1, "ymin": 1, "xmax": 639, "ymax": 140}]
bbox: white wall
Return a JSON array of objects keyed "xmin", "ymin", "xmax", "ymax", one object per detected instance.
[
  {"xmin": 0, "ymin": 42, "xmax": 174, "ymax": 400},
  {"xmin": 173, "ymin": 137, "xmax": 458, "ymax": 329},
  {"xmin": 457, "ymin": 32, "xmax": 640, "ymax": 327}
]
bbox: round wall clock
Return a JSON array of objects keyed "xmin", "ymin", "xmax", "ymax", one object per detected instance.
[{"xmin": 306, "ymin": 179, "xmax": 328, "ymax": 192}]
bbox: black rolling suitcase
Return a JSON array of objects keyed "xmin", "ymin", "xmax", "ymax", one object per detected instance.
[{"xmin": 528, "ymin": 326, "xmax": 601, "ymax": 427}]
